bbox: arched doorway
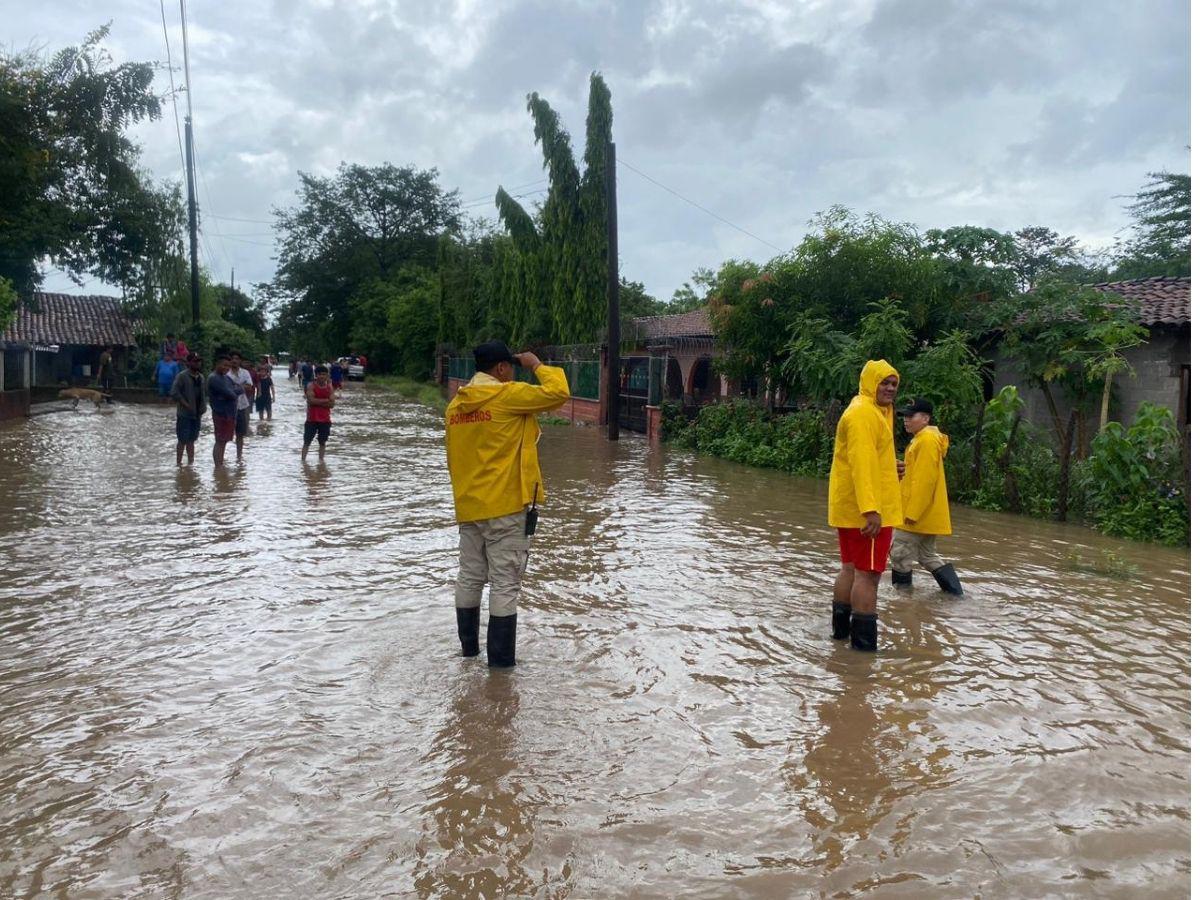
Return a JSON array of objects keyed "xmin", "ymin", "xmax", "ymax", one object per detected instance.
[
  {"xmin": 665, "ymin": 358, "xmax": 683, "ymax": 400},
  {"xmin": 688, "ymin": 357, "xmax": 716, "ymax": 403}
]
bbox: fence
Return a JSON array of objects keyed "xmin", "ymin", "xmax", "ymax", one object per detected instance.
[{"xmin": 446, "ymin": 357, "xmax": 601, "ymax": 401}]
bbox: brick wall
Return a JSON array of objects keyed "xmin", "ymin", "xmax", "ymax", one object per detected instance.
[
  {"xmin": 646, "ymin": 405, "xmax": 662, "ymax": 444},
  {"xmin": 0, "ymin": 389, "xmax": 30, "ymax": 421}
]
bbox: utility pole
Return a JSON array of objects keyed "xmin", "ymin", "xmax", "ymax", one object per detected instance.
[
  {"xmin": 230, "ymin": 268, "xmax": 234, "ymax": 293},
  {"xmin": 606, "ymin": 140, "xmax": 619, "ymax": 441},
  {"xmin": 185, "ymin": 119, "xmax": 200, "ymax": 325},
  {"xmin": 180, "ymin": 0, "xmax": 200, "ymax": 326}
]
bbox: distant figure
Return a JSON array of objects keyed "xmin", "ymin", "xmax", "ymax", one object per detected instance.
[
  {"xmin": 227, "ymin": 352, "xmax": 255, "ymax": 462},
  {"xmin": 891, "ymin": 398, "xmax": 963, "ymax": 595},
  {"xmin": 444, "ymin": 340, "xmax": 570, "ymax": 668},
  {"xmin": 302, "ymin": 365, "xmax": 335, "ymax": 461},
  {"xmin": 161, "ymin": 333, "xmax": 177, "ymax": 360},
  {"xmin": 154, "ymin": 351, "xmax": 181, "ymax": 400},
  {"xmin": 300, "ymin": 359, "xmax": 314, "ymax": 392},
  {"xmin": 358, "ymin": 354, "xmax": 367, "ymax": 369},
  {"xmin": 170, "ymin": 352, "xmax": 207, "ymax": 466},
  {"xmin": 288, "ymin": 359, "xmax": 298, "ymax": 380},
  {"xmin": 827, "ymin": 360, "xmax": 903, "ymax": 652},
  {"xmin": 96, "ymin": 346, "xmax": 115, "ymax": 393},
  {"xmin": 174, "ymin": 336, "xmax": 189, "ymax": 361},
  {"xmin": 207, "ymin": 355, "xmax": 240, "ymax": 466},
  {"xmin": 330, "ymin": 360, "xmax": 344, "ymax": 390},
  {"xmin": 256, "ymin": 357, "xmax": 275, "ymax": 421}
]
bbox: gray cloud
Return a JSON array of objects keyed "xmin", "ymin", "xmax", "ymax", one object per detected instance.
[{"xmin": 16, "ymin": 0, "xmax": 1190, "ymax": 305}]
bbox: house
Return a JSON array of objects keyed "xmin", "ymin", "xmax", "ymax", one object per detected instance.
[
  {"xmin": 0, "ymin": 293, "xmax": 139, "ymax": 418},
  {"xmin": 992, "ymin": 275, "xmax": 1190, "ymax": 437},
  {"xmin": 631, "ymin": 306, "xmax": 727, "ymax": 405}
]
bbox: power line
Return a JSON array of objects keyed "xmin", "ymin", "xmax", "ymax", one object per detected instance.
[
  {"xmin": 616, "ymin": 157, "xmax": 786, "ymax": 254},
  {"xmin": 209, "ymin": 213, "xmax": 275, "ymax": 225},
  {"xmin": 158, "ymin": 0, "xmax": 186, "ymax": 177},
  {"xmin": 460, "ymin": 177, "xmax": 547, "ymax": 206},
  {"xmin": 463, "ymin": 187, "xmax": 547, "ymax": 211}
]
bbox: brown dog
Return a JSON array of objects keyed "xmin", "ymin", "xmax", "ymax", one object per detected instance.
[{"xmin": 59, "ymin": 387, "xmax": 110, "ymax": 408}]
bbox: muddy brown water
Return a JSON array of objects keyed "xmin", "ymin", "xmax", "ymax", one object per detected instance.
[{"xmin": 0, "ymin": 375, "xmax": 1189, "ymax": 898}]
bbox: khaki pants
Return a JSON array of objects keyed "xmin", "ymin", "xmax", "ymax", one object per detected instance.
[
  {"xmin": 889, "ymin": 529, "xmax": 946, "ymax": 574},
  {"xmin": 454, "ymin": 509, "xmax": 530, "ymax": 618}
]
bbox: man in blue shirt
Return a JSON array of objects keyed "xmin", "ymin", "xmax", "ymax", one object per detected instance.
[
  {"xmin": 207, "ymin": 355, "xmax": 241, "ymax": 466},
  {"xmin": 154, "ymin": 351, "xmax": 181, "ymax": 399}
]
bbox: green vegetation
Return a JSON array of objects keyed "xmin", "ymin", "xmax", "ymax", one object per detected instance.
[
  {"xmin": 367, "ymin": 376, "xmax": 447, "ymax": 412},
  {"xmin": 664, "ymin": 182, "xmax": 1190, "ymax": 547}
]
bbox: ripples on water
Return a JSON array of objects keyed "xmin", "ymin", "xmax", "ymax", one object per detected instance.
[{"xmin": 0, "ymin": 375, "xmax": 1189, "ymax": 897}]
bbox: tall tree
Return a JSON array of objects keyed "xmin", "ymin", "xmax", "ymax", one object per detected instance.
[
  {"xmin": 1110, "ymin": 171, "xmax": 1190, "ymax": 279},
  {"xmin": 495, "ymin": 73, "xmax": 613, "ymax": 345},
  {"xmin": 269, "ymin": 162, "xmax": 461, "ymax": 360},
  {"xmin": 0, "ymin": 26, "xmax": 184, "ymax": 301}
]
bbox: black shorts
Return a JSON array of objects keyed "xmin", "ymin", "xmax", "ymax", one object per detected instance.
[
  {"xmin": 175, "ymin": 416, "xmax": 201, "ymax": 444},
  {"xmin": 303, "ymin": 421, "xmax": 331, "ymax": 445},
  {"xmin": 235, "ymin": 408, "xmax": 250, "ymax": 437},
  {"xmin": 255, "ymin": 393, "xmax": 272, "ymax": 412}
]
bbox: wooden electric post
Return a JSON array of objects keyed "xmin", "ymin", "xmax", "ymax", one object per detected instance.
[
  {"xmin": 606, "ymin": 140, "xmax": 619, "ymax": 441},
  {"xmin": 185, "ymin": 119, "xmax": 200, "ymax": 325}
]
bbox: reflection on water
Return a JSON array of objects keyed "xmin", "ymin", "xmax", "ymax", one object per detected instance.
[{"xmin": 0, "ymin": 373, "xmax": 1189, "ymax": 897}]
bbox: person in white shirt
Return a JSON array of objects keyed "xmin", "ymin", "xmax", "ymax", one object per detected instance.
[{"xmin": 226, "ymin": 352, "xmax": 255, "ymax": 461}]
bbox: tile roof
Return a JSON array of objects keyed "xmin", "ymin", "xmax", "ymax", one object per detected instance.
[
  {"xmin": 633, "ymin": 306, "xmax": 714, "ymax": 340},
  {"xmin": 1091, "ymin": 276, "xmax": 1189, "ymax": 327},
  {"xmin": 1, "ymin": 293, "xmax": 137, "ymax": 348}
]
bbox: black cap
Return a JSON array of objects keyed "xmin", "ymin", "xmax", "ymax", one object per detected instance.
[
  {"xmin": 474, "ymin": 339, "xmax": 517, "ymax": 372},
  {"xmin": 898, "ymin": 397, "xmax": 934, "ymax": 416}
]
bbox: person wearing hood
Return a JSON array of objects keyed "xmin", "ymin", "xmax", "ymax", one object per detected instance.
[
  {"xmin": 891, "ymin": 398, "xmax": 963, "ymax": 595},
  {"xmin": 827, "ymin": 359, "xmax": 904, "ymax": 652},
  {"xmin": 445, "ymin": 340, "xmax": 570, "ymax": 668}
]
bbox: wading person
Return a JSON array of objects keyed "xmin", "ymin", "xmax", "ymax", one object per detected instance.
[
  {"xmin": 302, "ymin": 365, "xmax": 335, "ymax": 461},
  {"xmin": 828, "ymin": 360, "xmax": 903, "ymax": 652},
  {"xmin": 97, "ymin": 346, "xmax": 114, "ymax": 394},
  {"xmin": 890, "ymin": 398, "xmax": 963, "ymax": 595},
  {"xmin": 256, "ymin": 357, "xmax": 275, "ymax": 421},
  {"xmin": 208, "ymin": 355, "xmax": 240, "ymax": 466},
  {"xmin": 227, "ymin": 352, "xmax": 254, "ymax": 461},
  {"xmin": 154, "ymin": 351, "xmax": 180, "ymax": 402},
  {"xmin": 445, "ymin": 341, "xmax": 569, "ymax": 668},
  {"xmin": 169, "ymin": 352, "xmax": 207, "ymax": 466}
]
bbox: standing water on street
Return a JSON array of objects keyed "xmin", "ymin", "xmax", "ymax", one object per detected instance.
[{"xmin": 0, "ymin": 375, "xmax": 1189, "ymax": 897}]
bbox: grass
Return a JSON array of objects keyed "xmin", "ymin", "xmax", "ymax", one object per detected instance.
[
  {"xmin": 368, "ymin": 376, "xmax": 447, "ymax": 412},
  {"xmin": 539, "ymin": 415, "xmax": 571, "ymax": 426}
]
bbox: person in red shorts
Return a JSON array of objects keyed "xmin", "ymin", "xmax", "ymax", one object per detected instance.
[
  {"xmin": 827, "ymin": 360, "xmax": 904, "ymax": 651},
  {"xmin": 302, "ymin": 365, "xmax": 335, "ymax": 461},
  {"xmin": 206, "ymin": 355, "xmax": 241, "ymax": 466}
]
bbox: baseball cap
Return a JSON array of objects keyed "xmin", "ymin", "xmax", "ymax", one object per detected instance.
[
  {"xmin": 474, "ymin": 339, "xmax": 517, "ymax": 372},
  {"xmin": 898, "ymin": 397, "xmax": 934, "ymax": 416}
]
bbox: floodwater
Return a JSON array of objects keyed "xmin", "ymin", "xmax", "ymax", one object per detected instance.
[{"xmin": 0, "ymin": 373, "xmax": 1189, "ymax": 898}]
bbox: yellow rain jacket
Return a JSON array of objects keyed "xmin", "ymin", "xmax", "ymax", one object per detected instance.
[
  {"xmin": 827, "ymin": 360, "xmax": 903, "ymax": 529},
  {"xmin": 445, "ymin": 365, "xmax": 570, "ymax": 523},
  {"xmin": 900, "ymin": 426, "xmax": 952, "ymax": 535}
]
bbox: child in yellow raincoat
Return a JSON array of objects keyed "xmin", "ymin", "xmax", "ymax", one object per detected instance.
[{"xmin": 891, "ymin": 398, "xmax": 963, "ymax": 595}]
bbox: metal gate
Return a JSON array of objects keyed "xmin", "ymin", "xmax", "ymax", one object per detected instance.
[{"xmin": 617, "ymin": 356, "xmax": 663, "ymax": 433}]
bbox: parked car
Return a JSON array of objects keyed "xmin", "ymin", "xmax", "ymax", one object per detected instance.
[{"xmin": 338, "ymin": 356, "xmax": 366, "ymax": 381}]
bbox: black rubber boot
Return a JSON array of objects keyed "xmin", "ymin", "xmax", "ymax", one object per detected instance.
[
  {"xmin": 849, "ymin": 613, "xmax": 878, "ymax": 652},
  {"xmin": 891, "ymin": 569, "xmax": 913, "ymax": 587},
  {"xmin": 931, "ymin": 564, "xmax": 964, "ymax": 596},
  {"xmin": 831, "ymin": 602, "xmax": 851, "ymax": 640},
  {"xmin": 487, "ymin": 613, "xmax": 517, "ymax": 668},
  {"xmin": 456, "ymin": 606, "xmax": 480, "ymax": 657}
]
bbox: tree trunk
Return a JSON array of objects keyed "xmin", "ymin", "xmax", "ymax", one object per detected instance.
[
  {"xmin": 971, "ymin": 402, "xmax": 986, "ymax": 490},
  {"xmin": 1098, "ymin": 369, "xmax": 1114, "ymax": 430},
  {"xmin": 998, "ymin": 413, "xmax": 1023, "ymax": 512},
  {"xmin": 1057, "ymin": 412, "xmax": 1076, "ymax": 522}
]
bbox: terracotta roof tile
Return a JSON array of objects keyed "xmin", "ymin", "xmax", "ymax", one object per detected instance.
[
  {"xmin": 1, "ymin": 293, "xmax": 137, "ymax": 348},
  {"xmin": 633, "ymin": 307, "xmax": 714, "ymax": 340},
  {"xmin": 1091, "ymin": 275, "xmax": 1189, "ymax": 327}
]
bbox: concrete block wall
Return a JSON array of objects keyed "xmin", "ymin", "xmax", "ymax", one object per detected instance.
[{"xmin": 0, "ymin": 389, "xmax": 30, "ymax": 421}]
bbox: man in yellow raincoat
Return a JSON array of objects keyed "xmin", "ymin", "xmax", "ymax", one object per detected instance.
[
  {"xmin": 827, "ymin": 360, "xmax": 903, "ymax": 652},
  {"xmin": 891, "ymin": 398, "xmax": 963, "ymax": 595},
  {"xmin": 445, "ymin": 340, "xmax": 570, "ymax": 667}
]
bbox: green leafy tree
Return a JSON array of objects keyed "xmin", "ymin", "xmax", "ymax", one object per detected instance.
[
  {"xmin": 1110, "ymin": 171, "xmax": 1190, "ymax": 279},
  {"xmin": 667, "ymin": 267, "xmax": 715, "ymax": 313},
  {"xmin": 0, "ymin": 26, "xmax": 184, "ymax": 299},
  {"xmin": 495, "ymin": 73, "xmax": 613, "ymax": 345},
  {"xmin": 0, "ymin": 277, "xmax": 17, "ymax": 332},
  {"xmin": 269, "ymin": 162, "xmax": 461, "ymax": 362}
]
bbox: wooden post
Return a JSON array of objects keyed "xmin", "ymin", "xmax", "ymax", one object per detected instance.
[
  {"xmin": 185, "ymin": 119, "xmax": 201, "ymax": 326},
  {"xmin": 606, "ymin": 140, "xmax": 619, "ymax": 441}
]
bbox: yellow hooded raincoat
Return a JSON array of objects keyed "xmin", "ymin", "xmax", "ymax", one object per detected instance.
[
  {"xmin": 827, "ymin": 360, "xmax": 903, "ymax": 529},
  {"xmin": 900, "ymin": 426, "xmax": 952, "ymax": 535},
  {"xmin": 445, "ymin": 365, "xmax": 570, "ymax": 523}
]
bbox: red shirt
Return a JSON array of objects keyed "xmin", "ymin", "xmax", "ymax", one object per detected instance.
[{"xmin": 307, "ymin": 382, "xmax": 332, "ymax": 423}]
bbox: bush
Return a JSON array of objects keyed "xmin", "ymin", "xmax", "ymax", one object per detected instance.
[{"xmin": 665, "ymin": 399, "xmax": 832, "ymax": 477}]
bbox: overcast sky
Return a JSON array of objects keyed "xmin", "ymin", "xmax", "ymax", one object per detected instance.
[{"xmin": 14, "ymin": 0, "xmax": 1191, "ymax": 305}]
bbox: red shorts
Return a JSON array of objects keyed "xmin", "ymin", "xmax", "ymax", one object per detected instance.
[
  {"xmin": 213, "ymin": 414, "xmax": 235, "ymax": 442},
  {"xmin": 837, "ymin": 527, "xmax": 894, "ymax": 574}
]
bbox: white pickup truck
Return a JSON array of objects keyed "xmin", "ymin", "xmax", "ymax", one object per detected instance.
[{"xmin": 337, "ymin": 357, "xmax": 365, "ymax": 381}]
